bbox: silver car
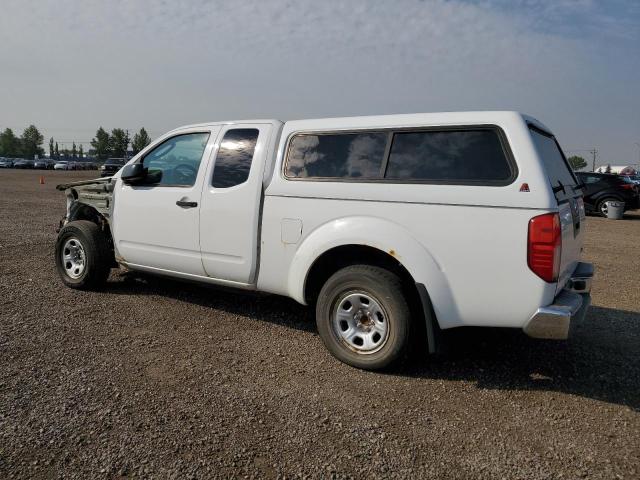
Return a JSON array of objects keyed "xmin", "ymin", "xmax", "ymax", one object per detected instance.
[{"xmin": 54, "ymin": 161, "xmax": 70, "ymax": 170}]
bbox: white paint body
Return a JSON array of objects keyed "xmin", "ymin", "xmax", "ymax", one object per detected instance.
[{"xmin": 109, "ymin": 111, "xmax": 585, "ymax": 331}]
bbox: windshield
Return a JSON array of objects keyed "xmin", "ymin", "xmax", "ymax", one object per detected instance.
[{"xmin": 529, "ymin": 126, "xmax": 578, "ymax": 196}]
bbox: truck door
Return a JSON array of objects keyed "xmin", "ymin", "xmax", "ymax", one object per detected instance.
[
  {"xmin": 112, "ymin": 128, "xmax": 219, "ymax": 275},
  {"xmin": 199, "ymin": 124, "xmax": 272, "ymax": 284}
]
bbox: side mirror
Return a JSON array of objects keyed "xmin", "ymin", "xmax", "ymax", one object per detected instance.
[{"xmin": 120, "ymin": 163, "xmax": 147, "ymax": 185}]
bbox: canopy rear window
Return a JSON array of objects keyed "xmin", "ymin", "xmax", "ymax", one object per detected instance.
[{"xmin": 529, "ymin": 126, "xmax": 577, "ymax": 196}]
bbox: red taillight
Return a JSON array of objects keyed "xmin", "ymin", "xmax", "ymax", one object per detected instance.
[
  {"xmin": 620, "ymin": 183, "xmax": 635, "ymax": 190},
  {"xmin": 528, "ymin": 213, "xmax": 561, "ymax": 283}
]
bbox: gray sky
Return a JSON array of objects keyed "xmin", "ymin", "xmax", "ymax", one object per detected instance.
[{"xmin": 0, "ymin": 0, "xmax": 638, "ymax": 166}]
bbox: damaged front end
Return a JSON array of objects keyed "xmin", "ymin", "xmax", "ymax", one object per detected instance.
[{"xmin": 56, "ymin": 177, "xmax": 114, "ymax": 232}]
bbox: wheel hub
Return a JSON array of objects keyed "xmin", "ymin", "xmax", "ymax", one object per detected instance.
[
  {"xmin": 332, "ymin": 292, "xmax": 389, "ymax": 354},
  {"xmin": 62, "ymin": 237, "xmax": 86, "ymax": 279}
]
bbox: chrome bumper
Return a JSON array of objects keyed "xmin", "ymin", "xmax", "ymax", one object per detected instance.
[{"xmin": 524, "ymin": 262, "xmax": 594, "ymax": 340}]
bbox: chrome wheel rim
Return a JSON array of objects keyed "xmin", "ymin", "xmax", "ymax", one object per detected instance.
[
  {"xmin": 61, "ymin": 237, "xmax": 86, "ymax": 279},
  {"xmin": 600, "ymin": 202, "xmax": 610, "ymax": 216},
  {"xmin": 332, "ymin": 291, "xmax": 389, "ymax": 354}
]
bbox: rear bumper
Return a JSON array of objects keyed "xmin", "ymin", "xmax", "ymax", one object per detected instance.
[{"xmin": 523, "ymin": 262, "xmax": 593, "ymax": 340}]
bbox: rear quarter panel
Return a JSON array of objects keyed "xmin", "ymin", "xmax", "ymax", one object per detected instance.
[{"xmin": 258, "ymin": 197, "xmax": 556, "ymax": 328}]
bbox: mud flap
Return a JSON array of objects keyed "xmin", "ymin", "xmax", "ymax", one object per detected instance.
[{"xmin": 416, "ymin": 283, "xmax": 443, "ymax": 354}]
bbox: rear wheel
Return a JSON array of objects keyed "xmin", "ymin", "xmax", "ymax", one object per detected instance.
[
  {"xmin": 316, "ymin": 265, "xmax": 411, "ymax": 370},
  {"xmin": 55, "ymin": 220, "xmax": 111, "ymax": 289},
  {"xmin": 597, "ymin": 197, "xmax": 620, "ymax": 217}
]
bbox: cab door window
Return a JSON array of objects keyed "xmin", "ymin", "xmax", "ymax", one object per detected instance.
[{"xmin": 143, "ymin": 132, "xmax": 210, "ymax": 186}]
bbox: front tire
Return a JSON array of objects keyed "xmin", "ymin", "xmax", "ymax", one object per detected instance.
[
  {"xmin": 55, "ymin": 220, "xmax": 111, "ymax": 289},
  {"xmin": 316, "ymin": 265, "xmax": 411, "ymax": 370}
]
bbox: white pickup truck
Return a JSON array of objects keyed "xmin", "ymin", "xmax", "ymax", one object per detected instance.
[{"xmin": 55, "ymin": 112, "xmax": 593, "ymax": 370}]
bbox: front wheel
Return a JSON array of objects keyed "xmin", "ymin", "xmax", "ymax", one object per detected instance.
[
  {"xmin": 55, "ymin": 220, "xmax": 111, "ymax": 289},
  {"xmin": 316, "ymin": 265, "xmax": 412, "ymax": 370}
]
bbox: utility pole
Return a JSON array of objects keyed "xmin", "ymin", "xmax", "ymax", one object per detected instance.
[{"xmin": 590, "ymin": 148, "xmax": 598, "ymax": 172}]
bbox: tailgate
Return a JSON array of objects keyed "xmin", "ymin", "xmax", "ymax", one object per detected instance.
[
  {"xmin": 528, "ymin": 122, "xmax": 585, "ymax": 292},
  {"xmin": 557, "ymin": 196, "xmax": 586, "ymax": 292}
]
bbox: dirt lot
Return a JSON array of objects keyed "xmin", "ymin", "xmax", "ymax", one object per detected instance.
[{"xmin": 1, "ymin": 169, "xmax": 638, "ymax": 479}]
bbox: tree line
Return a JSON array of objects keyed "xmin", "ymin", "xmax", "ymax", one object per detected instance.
[
  {"xmin": 49, "ymin": 138, "xmax": 84, "ymax": 159},
  {"xmin": 89, "ymin": 127, "xmax": 151, "ymax": 160},
  {"xmin": 0, "ymin": 124, "xmax": 152, "ymax": 160},
  {"xmin": 0, "ymin": 125, "xmax": 45, "ymax": 159}
]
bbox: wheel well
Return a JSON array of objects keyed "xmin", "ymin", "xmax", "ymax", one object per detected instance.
[
  {"xmin": 69, "ymin": 201, "xmax": 107, "ymax": 225},
  {"xmin": 68, "ymin": 201, "xmax": 115, "ymax": 264},
  {"xmin": 596, "ymin": 195, "xmax": 623, "ymax": 205},
  {"xmin": 304, "ymin": 244, "xmax": 430, "ymax": 350},
  {"xmin": 305, "ymin": 244, "xmax": 420, "ymax": 307}
]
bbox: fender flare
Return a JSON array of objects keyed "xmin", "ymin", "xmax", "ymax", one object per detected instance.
[{"xmin": 287, "ymin": 216, "xmax": 461, "ymax": 329}]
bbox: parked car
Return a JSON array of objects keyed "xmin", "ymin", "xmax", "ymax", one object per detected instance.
[
  {"xmin": 54, "ymin": 111, "xmax": 593, "ymax": 370},
  {"xmin": 34, "ymin": 159, "xmax": 49, "ymax": 169},
  {"xmin": 575, "ymin": 172, "xmax": 640, "ymax": 216},
  {"xmin": 0, "ymin": 158, "xmax": 14, "ymax": 168},
  {"xmin": 100, "ymin": 158, "xmax": 126, "ymax": 177},
  {"xmin": 54, "ymin": 161, "xmax": 70, "ymax": 170},
  {"xmin": 13, "ymin": 159, "xmax": 34, "ymax": 169}
]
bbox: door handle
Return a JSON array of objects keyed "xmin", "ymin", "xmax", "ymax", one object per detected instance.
[{"xmin": 176, "ymin": 200, "xmax": 198, "ymax": 208}]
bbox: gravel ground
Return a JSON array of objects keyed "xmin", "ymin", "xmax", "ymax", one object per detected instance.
[{"xmin": 1, "ymin": 169, "xmax": 638, "ymax": 479}]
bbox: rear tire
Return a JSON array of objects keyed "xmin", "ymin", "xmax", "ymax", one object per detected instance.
[
  {"xmin": 55, "ymin": 220, "xmax": 111, "ymax": 289},
  {"xmin": 316, "ymin": 265, "xmax": 411, "ymax": 370},
  {"xmin": 597, "ymin": 197, "xmax": 620, "ymax": 217}
]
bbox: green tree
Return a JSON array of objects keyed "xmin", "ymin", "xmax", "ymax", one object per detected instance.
[
  {"xmin": 131, "ymin": 127, "xmax": 151, "ymax": 155},
  {"xmin": 49, "ymin": 137, "xmax": 54, "ymax": 158},
  {"xmin": 605, "ymin": 164, "xmax": 612, "ymax": 173},
  {"xmin": 0, "ymin": 128, "xmax": 21, "ymax": 157},
  {"xmin": 55, "ymin": 142, "xmax": 59, "ymax": 159},
  {"xmin": 79, "ymin": 144, "xmax": 84, "ymax": 158},
  {"xmin": 109, "ymin": 128, "xmax": 129, "ymax": 158},
  {"xmin": 21, "ymin": 125, "xmax": 45, "ymax": 159},
  {"xmin": 567, "ymin": 155, "xmax": 587, "ymax": 171},
  {"xmin": 91, "ymin": 127, "xmax": 111, "ymax": 160},
  {"xmin": 72, "ymin": 142, "xmax": 77, "ymax": 158}
]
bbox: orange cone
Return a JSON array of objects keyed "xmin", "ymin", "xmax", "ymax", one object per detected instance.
[{"xmin": 39, "ymin": 175, "xmax": 45, "ymax": 185}]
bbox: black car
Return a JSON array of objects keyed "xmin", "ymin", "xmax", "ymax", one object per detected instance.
[
  {"xmin": 575, "ymin": 172, "xmax": 640, "ymax": 216},
  {"xmin": 100, "ymin": 158, "xmax": 126, "ymax": 177},
  {"xmin": 13, "ymin": 159, "xmax": 34, "ymax": 169}
]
